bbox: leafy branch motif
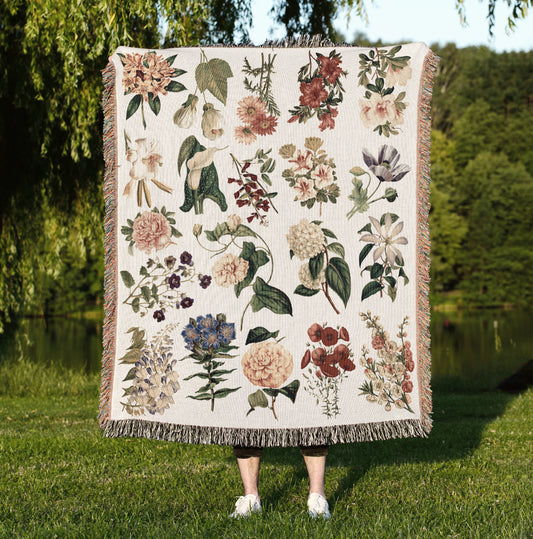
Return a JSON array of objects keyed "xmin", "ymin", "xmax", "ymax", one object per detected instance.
[
  {"xmin": 358, "ymin": 213, "xmax": 409, "ymax": 302},
  {"xmin": 279, "ymin": 137, "xmax": 339, "ymax": 216},
  {"xmin": 119, "ymin": 51, "xmax": 186, "ymax": 129},
  {"xmin": 243, "ymin": 53, "xmax": 280, "ymax": 116},
  {"xmin": 287, "ymin": 219, "xmax": 351, "ymax": 315},
  {"xmin": 180, "ymin": 313, "xmax": 240, "ymax": 412},
  {"xmin": 120, "ymin": 252, "xmax": 212, "ymax": 320},
  {"xmin": 194, "ymin": 216, "xmax": 293, "ymax": 330},
  {"xmin": 347, "ymin": 145, "xmax": 410, "ymax": 217},
  {"xmin": 288, "ymin": 49, "xmax": 347, "ymax": 131},
  {"xmin": 228, "ymin": 149, "xmax": 278, "ymax": 225},
  {"xmin": 119, "ymin": 323, "xmax": 181, "ymax": 416},
  {"xmin": 357, "ymin": 45, "xmax": 411, "ymax": 137},
  {"xmin": 358, "ymin": 312, "xmax": 415, "ymax": 413}
]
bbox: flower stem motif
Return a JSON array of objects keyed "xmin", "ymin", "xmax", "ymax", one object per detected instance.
[
  {"xmin": 358, "ymin": 312, "xmax": 415, "ymax": 413},
  {"xmin": 357, "ymin": 45, "xmax": 411, "ymax": 137},
  {"xmin": 121, "ymin": 207, "xmax": 182, "ymax": 255},
  {"xmin": 301, "ymin": 323, "xmax": 354, "ymax": 418},
  {"xmin": 359, "ymin": 213, "xmax": 409, "ymax": 302},
  {"xmin": 119, "ymin": 51, "xmax": 186, "ymax": 129},
  {"xmin": 288, "ymin": 50, "xmax": 347, "ymax": 130},
  {"xmin": 120, "ymin": 253, "xmax": 211, "ymax": 318},
  {"xmin": 347, "ymin": 145, "xmax": 409, "ymax": 218},
  {"xmin": 180, "ymin": 313, "xmax": 240, "ymax": 412},
  {"xmin": 279, "ymin": 138, "xmax": 339, "ymax": 216},
  {"xmin": 228, "ymin": 149, "xmax": 279, "ymax": 225},
  {"xmin": 287, "ymin": 219, "xmax": 351, "ymax": 314},
  {"xmin": 123, "ymin": 135, "xmax": 173, "ymax": 207},
  {"xmin": 119, "ymin": 324, "xmax": 181, "ymax": 416},
  {"xmin": 196, "ymin": 219, "xmax": 293, "ymax": 330}
]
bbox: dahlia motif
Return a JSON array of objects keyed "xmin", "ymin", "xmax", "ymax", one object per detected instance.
[
  {"xmin": 120, "ymin": 252, "xmax": 210, "ymax": 319},
  {"xmin": 181, "ymin": 313, "xmax": 240, "ymax": 412},
  {"xmin": 288, "ymin": 49, "xmax": 346, "ymax": 130},
  {"xmin": 347, "ymin": 145, "xmax": 409, "ymax": 218},
  {"xmin": 287, "ymin": 219, "xmax": 351, "ymax": 314},
  {"xmin": 301, "ymin": 323, "xmax": 354, "ymax": 418},
  {"xmin": 119, "ymin": 51, "xmax": 186, "ymax": 129},
  {"xmin": 357, "ymin": 45, "xmax": 411, "ymax": 137},
  {"xmin": 119, "ymin": 324, "xmax": 180, "ymax": 416},
  {"xmin": 279, "ymin": 138, "xmax": 339, "ymax": 215},
  {"xmin": 234, "ymin": 54, "xmax": 280, "ymax": 143},
  {"xmin": 359, "ymin": 212, "xmax": 409, "ymax": 302},
  {"xmin": 358, "ymin": 312, "xmax": 415, "ymax": 413},
  {"xmin": 121, "ymin": 207, "xmax": 182, "ymax": 255}
]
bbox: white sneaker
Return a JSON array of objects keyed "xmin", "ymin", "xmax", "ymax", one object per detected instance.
[
  {"xmin": 229, "ymin": 494, "xmax": 262, "ymax": 518},
  {"xmin": 307, "ymin": 493, "xmax": 330, "ymax": 519}
]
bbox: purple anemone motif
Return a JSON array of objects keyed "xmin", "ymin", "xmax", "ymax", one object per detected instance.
[{"xmin": 362, "ymin": 145, "xmax": 410, "ymax": 182}]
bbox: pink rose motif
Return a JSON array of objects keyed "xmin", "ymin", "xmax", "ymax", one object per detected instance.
[
  {"xmin": 242, "ymin": 341, "xmax": 293, "ymax": 388},
  {"xmin": 132, "ymin": 211, "xmax": 172, "ymax": 254}
]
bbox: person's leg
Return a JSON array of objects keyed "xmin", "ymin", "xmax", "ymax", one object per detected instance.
[
  {"xmin": 300, "ymin": 445, "xmax": 328, "ymax": 497},
  {"xmin": 233, "ymin": 446, "xmax": 262, "ymax": 497}
]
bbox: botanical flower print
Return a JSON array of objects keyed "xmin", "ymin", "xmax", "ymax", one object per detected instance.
[
  {"xmin": 228, "ymin": 149, "xmax": 278, "ymax": 226},
  {"xmin": 357, "ymin": 45, "xmax": 411, "ymax": 136},
  {"xmin": 233, "ymin": 54, "xmax": 280, "ymax": 144},
  {"xmin": 289, "ymin": 50, "xmax": 347, "ymax": 131},
  {"xmin": 301, "ymin": 323, "xmax": 354, "ymax": 418},
  {"xmin": 196, "ymin": 218, "xmax": 293, "ymax": 330},
  {"xmin": 279, "ymin": 138, "xmax": 339, "ymax": 216},
  {"xmin": 242, "ymin": 329, "xmax": 300, "ymax": 420},
  {"xmin": 358, "ymin": 312, "xmax": 415, "ymax": 413},
  {"xmin": 181, "ymin": 313, "xmax": 240, "ymax": 411},
  {"xmin": 359, "ymin": 213, "xmax": 409, "ymax": 302},
  {"xmin": 119, "ymin": 51, "xmax": 186, "ymax": 129},
  {"xmin": 347, "ymin": 145, "xmax": 409, "ymax": 217},
  {"xmin": 123, "ymin": 135, "xmax": 173, "ymax": 207},
  {"xmin": 177, "ymin": 135, "xmax": 227, "ymax": 214},
  {"xmin": 121, "ymin": 207, "xmax": 182, "ymax": 255},
  {"xmin": 173, "ymin": 49, "xmax": 233, "ymax": 140},
  {"xmin": 119, "ymin": 324, "xmax": 180, "ymax": 416},
  {"xmin": 120, "ymin": 252, "xmax": 211, "ymax": 319},
  {"xmin": 287, "ymin": 219, "xmax": 351, "ymax": 314}
]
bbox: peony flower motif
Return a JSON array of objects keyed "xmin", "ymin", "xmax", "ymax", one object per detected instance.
[
  {"xmin": 201, "ymin": 103, "xmax": 224, "ymax": 140},
  {"xmin": 211, "ymin": 253, "xmax": 249, "ymax": 287},
  {"xmin": 174, "ymin": 94, "xmax": 199, "ymax": 128},
  {"xmin": 311, "ymin": 164, "xmax": 334, "ymax": 189},
  {"xmin": 317, "ymin": 54, "xmax": 344, "ymax": 84},
  {"xmin": 298, "ymin": 263, "xmax": 325, "ymax": 290},
  {"xmin": 132, "ymin": 211, "xmax": 172, "ymax": 254},
  {"xmin": 288, "ymin": 149, "xmax": 313, "ymax": 174},
  {"xmin": 234, "ymin": 125, "xmax": 257, "ymax": 145},
  {"xmin": 237, "ymin": 95, "xmax": 267, "ymax": 124},
  {"xmin": 362, "ymin": 145, "xmax": 410, "ymax": 182},
  {"xmin": 385, "ymin": 61, "xmax": 412, "ymax": 87},
  {"xmin": 293, "ymin": 178, "xmax": 316, "ymax": 202},
  {"xmin": 299, "ymin": 77, "xmax": 328, "ymax": 109},
  {"xmin": 226, "ymin": 214, "xmax": 242, "ymax": 232},
  {"xmin": 360, "ymin": 213, "xmax": 408, "ymax": 266},
  {"xmin": 359, "ymin": 94, "xmax": 405, "ymax": 129},
  {"xmin": 242, "ymin": 341, "xmax": 293, "ymax": 388},
  {"xmin": 286, "ymin": 219, "xmax": 325, "ymax": 260}
]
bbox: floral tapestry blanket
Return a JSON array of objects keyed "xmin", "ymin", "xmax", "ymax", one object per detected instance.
[{"xmin": 100, "ymin": 40, "xmax": 439, "ymax": 446}]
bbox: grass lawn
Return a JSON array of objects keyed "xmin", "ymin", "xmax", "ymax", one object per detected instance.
[{"xmin": 0, "ymin": 381, "xmax": 531, "ymax": 538}]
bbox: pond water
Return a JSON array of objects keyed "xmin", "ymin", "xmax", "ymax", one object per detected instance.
[{"xmin": 1, "ymin": 309, "xmax": 532, "ymax": 392}]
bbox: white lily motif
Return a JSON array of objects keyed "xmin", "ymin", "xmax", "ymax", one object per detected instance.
[
  {"xmin": 186, "ymin": 146, "xmax": 227, "ymax": 190},
  {"xmin": 360, "ymin": 213, "xmax": 408, "ymax": 265}
]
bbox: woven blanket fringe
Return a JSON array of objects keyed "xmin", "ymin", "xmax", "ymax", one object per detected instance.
[{"xmin": 101, "ymin": 417, "xmax": 428, "ymax": 447}]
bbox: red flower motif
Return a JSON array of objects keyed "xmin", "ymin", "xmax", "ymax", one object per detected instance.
[
  {"xmin": 406, "ymin": 359, "xmax": 415, "ymax": 372},
  {"xmin": 372, "ymin": 335, "xmax": 385, "ymax": 350},
  {"xmin": 318, "ymin": 106, "xmax": 338, "ymax": 131},
  {"xmin": 317, "ymin": 55, "xmax": 343, "ymax": 84},
  {"xmin": 299, "ymin": 77, "xmax": 328, "ymax": 109},
  {"xmin": 402, "ymin": 380, "xmax": 414, "ymax": 393},
  {"xmin": 321, "ymin": 326, "xmax": 338, "ymax": 347},
  {"xmin": 334, "ymin": 344, "xmax": 355, "ymax": 371},
  {"xmin": 321, "ymin": 363, "xmax": 340, "ymax": 378},
  {"xmin": 301, "ymin": 349, "xmax": 311, "ymax": 369},
  {"xmin": 251, "ymin": 114, "xmax": 278, "ymax": 136},
  {"xmin": 311, "ymin": 347, "xmax": 326, "ymax": 366},
  {"xmin": 339, "ymin": 326, "xmax": 350, "ymax": 341},
  {"xmin": 307, "ymin": 323, "xmax": 322, "ymax": 342}
]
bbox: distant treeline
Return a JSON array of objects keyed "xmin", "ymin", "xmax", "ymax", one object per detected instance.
[{"xmin": 1, "ymin": 39, "xmax": 532, "ymax": 333}]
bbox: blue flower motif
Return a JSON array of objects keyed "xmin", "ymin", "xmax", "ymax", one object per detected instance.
[
  {"xmin": 181, "ymin": 323, "xmax": 201, "ymax": 345},
  {"xmin": 196, "ymin": 314, "xmax": 217, "ymax": 330},
  {"xmin": 201, "ymin": 327, "xmax": 220, "ymax": 349},
  {"xmin": 218, "ymin": 322, "xmax": 236, "ymax": 344}
]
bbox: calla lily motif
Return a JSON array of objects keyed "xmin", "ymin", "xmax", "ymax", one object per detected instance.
[{"xmin": 186, "ymin": 146, "xmax": 227, "ymax": 190}]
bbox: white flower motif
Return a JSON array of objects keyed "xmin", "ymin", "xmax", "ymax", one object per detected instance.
[
  {"xmin": 311, "ymin": 164, "xmax": 334, "ymax": 189},
  {"xmin": 360, "ymin": 213, "xmax": 408, "ymax": 266},
  {"xmin": 298, "ymin": 263, "xmax": 325, "ymax": 290},
  {"xmin": 294, "ymin": 178, "xmax": 316, "ymax": 201},
  {"xmin": 226, "ymin": 214, "xmax": 242, "ymax": 232},
  {"xmin": 286, "ymin": 219, "xmax": 325, "ymax": 260}
]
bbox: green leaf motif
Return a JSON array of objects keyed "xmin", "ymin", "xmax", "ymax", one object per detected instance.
[
  {"xmin": 279, "ymin": 380, "xmax": 300, "ymax": 403},
  {"xmin": 248, "ymin": 389, "xmax": 269, "ymax": 411},
  {"xmin": 361, "ymin": 281, "xmax": 384, "ymax": 301},
  {"xmin": 195, "ymin": 58, "xmax": 233, "ymax": 105},
  {"xmin": 147, "ymin": 93, "xmax": 161, "ymax": 116},
  {"xmin": 120, "ymin": 270, "xmax": 135, "ymax": 288},
  {"xmin": 359, "ymin": 243, "xmax": 373, "ymax": 266},
  {"xmin": 251, "ymin": 277, "xmax": 293, "ymax": 316},
  {"xmin": 327, "ymin": 242, "xmax": 345, "ymax": 259},
  {"xmin": 325, "ymin": 257, "xmax": 351, "ymax": 307},
  {"xmin": 370, "ymin": 263, "xmax": 384, "ymax": 279},
  {"xmin": 246, "ymin": 326, "xmax": 280, "ymax": 344},
  {"xmin": 309, "ymin": 251, "xmax": 324, "ymax": 280},
  {"xmin": 294, "ymin": 284, "xmax": 319, "ymax": 297},
  {"xmin": 126, "ymin": 94, "xmax": 141, "ymax": 119},
  {"xmin": 124, "ymin": 367, "xmax": 137, "ymax": 381},
  {"xmin": 178, "ymin": 135, "xmax": 198, "ymax": 175},
  {"xmin": 214, "ymin": 387, "xmax": 240, "ymax": 398}
]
